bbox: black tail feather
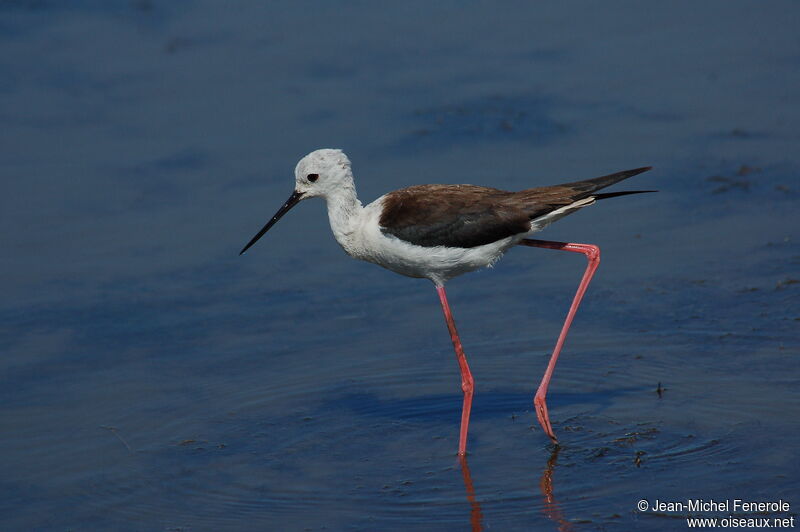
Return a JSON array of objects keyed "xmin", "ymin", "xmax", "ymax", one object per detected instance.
[{"xmin": 594, "ymin": 189, "xmax": 658, "ymax": 200}]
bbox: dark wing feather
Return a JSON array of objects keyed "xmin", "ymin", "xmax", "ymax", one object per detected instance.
[
  {"xmin": 379, "ymin": 185, "xmax": 531, "ymax": 248},
  {"xmin": 379, "ymin": 167, "xmax": 653, "ymax": 249},
  {"xmin": 515, "ymin": 166, "xmax": 654, "ymax": 220},
  {"xmin": 551, "ymin": 166, "xmax": 653, "ymax": 199}
]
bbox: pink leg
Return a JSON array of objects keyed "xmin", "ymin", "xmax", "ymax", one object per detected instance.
[
  {"xmin": 518, "ymin": 238, "xmax": 601, "ymax": 444},
  {"xmin": 436, "ymin": 284, "xmax": 474, "ymax": 456}
]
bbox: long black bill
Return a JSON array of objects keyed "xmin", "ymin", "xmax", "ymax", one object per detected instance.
[{"xmin": 239, "ymin": 190, "xmax": 304, "ymax": 255}]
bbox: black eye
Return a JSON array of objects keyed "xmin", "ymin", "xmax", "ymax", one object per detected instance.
[{"xmin": 307, "ymin": 173, "xmax": 319, "ymax": 182}]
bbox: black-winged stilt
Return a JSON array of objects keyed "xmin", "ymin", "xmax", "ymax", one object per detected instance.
[{"xmin": 241, "ymin": 149, "xmax": 653, "ymax": 455}]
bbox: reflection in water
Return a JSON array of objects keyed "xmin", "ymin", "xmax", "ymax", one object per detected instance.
[
  {"xmin": 458, "ymin": 448, "xmax": 573, "ymax": 531},
  {"xmin": 458, "ymin": 456, "xmax": 484, "ymax": 532},
  {"xmin": 539, "ymin": 446, "xmax": 574, "ymax": 532}
]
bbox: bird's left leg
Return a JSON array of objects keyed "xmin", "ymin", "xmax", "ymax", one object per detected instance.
[
  {"xmin": 518, "ymin": 238, "xmax": 601, "ymax": 444},
  {"xmin": 436, "ymin": 284, "xmax": 474, "ymax": 456}
]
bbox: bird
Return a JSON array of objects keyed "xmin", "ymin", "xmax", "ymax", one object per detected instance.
[{"xmin": 240, "ymin": 148, "xmax": 653, "ymax": 455}]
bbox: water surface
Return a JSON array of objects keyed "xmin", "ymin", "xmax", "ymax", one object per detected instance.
[{"xmin": 1, "ymin": 1, "xmax": 798, "ymax": 530}]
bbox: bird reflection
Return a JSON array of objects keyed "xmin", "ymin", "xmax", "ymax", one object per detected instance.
[
  {"xmin": 540, "ymin": 446, "xmax": 574, "ymax": 531},
  {"xmin": 458, "ymin": 456, "xmax": 484, "ymax": 531},
  {"xmin": 457, "ymin": 447, "xmax": 573, "ymax": 531}
]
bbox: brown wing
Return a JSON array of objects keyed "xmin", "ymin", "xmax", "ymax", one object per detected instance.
[
  {"xmin": 379, "ymin": 185, "xmax": 532, "ymax": 248},
  {"xmin": 379, "ymin": 167, "xmax": 653, "ymax": 248}
]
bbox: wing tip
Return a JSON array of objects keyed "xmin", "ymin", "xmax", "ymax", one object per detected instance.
[{"xmin": 627, "ymin": 166, "xmax": 653, "ymax": 176}]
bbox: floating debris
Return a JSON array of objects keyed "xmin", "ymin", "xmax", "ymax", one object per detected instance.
[{"xmin": 634, "ymin": 450, "xmax": 646, "ymax": 467}]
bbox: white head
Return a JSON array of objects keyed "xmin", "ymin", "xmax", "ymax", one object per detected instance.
[
  {"xmin": 293, "ymin": 148, "xmax": 354, "ymax": 199},
  {"xmin": 239, "ymin": 149, "xmax": 355, "ymax": 255}
]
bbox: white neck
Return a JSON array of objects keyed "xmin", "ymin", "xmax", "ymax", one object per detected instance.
[{"xmin": 324, "ymin": 183, "xmax": 364, "ymax": 253}]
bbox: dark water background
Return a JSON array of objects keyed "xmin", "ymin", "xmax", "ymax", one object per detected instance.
[{"xmin": 1, "ymin": 1, "xmax": 798, "ymax": 530}]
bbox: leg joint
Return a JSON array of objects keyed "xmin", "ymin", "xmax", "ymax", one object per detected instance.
[
  {"xmin": 567, "ymin": 242, "xmax": 600, "ymax": 262},
  {"xmin": 461, "ymin": 375, "xmax": 474, "ymax": 395},
  {"xmin": 585, "ymin": 244, "xmax": 600, "ymax": 262}
]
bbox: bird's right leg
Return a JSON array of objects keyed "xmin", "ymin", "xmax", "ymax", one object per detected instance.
[
  {"xmin": 436, "ymin": 284, "xmax": 474, "ymax": 456},
  {"xmin": 518, "ymin": 238, "xmax": 601, "ymax": 444}
]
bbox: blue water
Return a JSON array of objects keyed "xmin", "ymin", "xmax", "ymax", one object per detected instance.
[{"xmin": 1, "ymin": 1, "xmax": 798, "ymax": 530}]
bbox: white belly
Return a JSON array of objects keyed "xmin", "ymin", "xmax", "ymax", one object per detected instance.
[{"xmin": 342, "ymin": 201, "xmax": 522, "ymax": 285}]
